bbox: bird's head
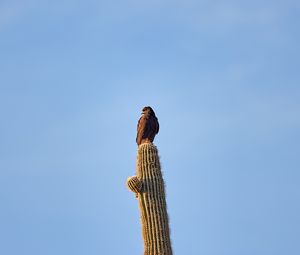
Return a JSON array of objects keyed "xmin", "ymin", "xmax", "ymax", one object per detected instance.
[{"xmin": 142, "ymin": 106, "xmax": 155, "ymax": 116}]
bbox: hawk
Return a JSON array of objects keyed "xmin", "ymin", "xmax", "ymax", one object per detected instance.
[{"xmin": 136, "ymin": 106, "xmax": 159, "ymax": 146}]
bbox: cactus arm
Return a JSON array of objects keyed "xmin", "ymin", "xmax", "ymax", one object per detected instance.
[{"xmin": 126, "ymin": 176, "xmax": 142, "ymax": 197}]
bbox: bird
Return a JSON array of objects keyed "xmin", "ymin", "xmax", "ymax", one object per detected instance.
[{"xmin": 136, "ymin": 106, "xmax": 159, "ymax": 146}]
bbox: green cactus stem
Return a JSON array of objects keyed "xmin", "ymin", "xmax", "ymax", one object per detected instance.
[{"xmin": 126, "ymin": 142, "xmax": 173, "ymax": 255}]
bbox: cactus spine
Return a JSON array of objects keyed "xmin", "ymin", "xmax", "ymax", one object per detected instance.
[{"xmin": 127, "ymin": 142, "xmax": 173, "ymax": 255}]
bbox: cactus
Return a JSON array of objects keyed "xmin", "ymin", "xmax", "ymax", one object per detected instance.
[{"xmin": 126, "ymin": 142, "xmax": 173, "ymax": 255}]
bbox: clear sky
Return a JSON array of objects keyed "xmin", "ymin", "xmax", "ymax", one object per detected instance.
[{"xmin": 0, "ymin": 1, "xmax": 299, "ymax": 254}]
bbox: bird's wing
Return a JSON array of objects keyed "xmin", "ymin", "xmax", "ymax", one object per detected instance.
[{"xmin": 136, "ymin": 115, "xmax": 147, "ymax": 145}]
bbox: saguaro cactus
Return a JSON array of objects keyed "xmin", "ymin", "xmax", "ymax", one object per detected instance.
[{"xmin": 127, "ymin": 142, "xmax": 173, "ymax": 255}]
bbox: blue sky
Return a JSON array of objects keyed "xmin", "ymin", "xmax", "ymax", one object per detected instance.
[{"xmin": 0, "ymin": 1, "xmax": 299, "ymax": 254}]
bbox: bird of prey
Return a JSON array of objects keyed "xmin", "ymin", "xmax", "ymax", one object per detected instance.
[{"xmin": 136, "ymin": 106, "xmax": 159, "ymax": 146}]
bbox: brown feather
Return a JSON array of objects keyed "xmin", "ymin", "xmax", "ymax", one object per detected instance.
[{"xmin": 136, "ymin": 106, "xmax": 159, "ymax": 145}]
